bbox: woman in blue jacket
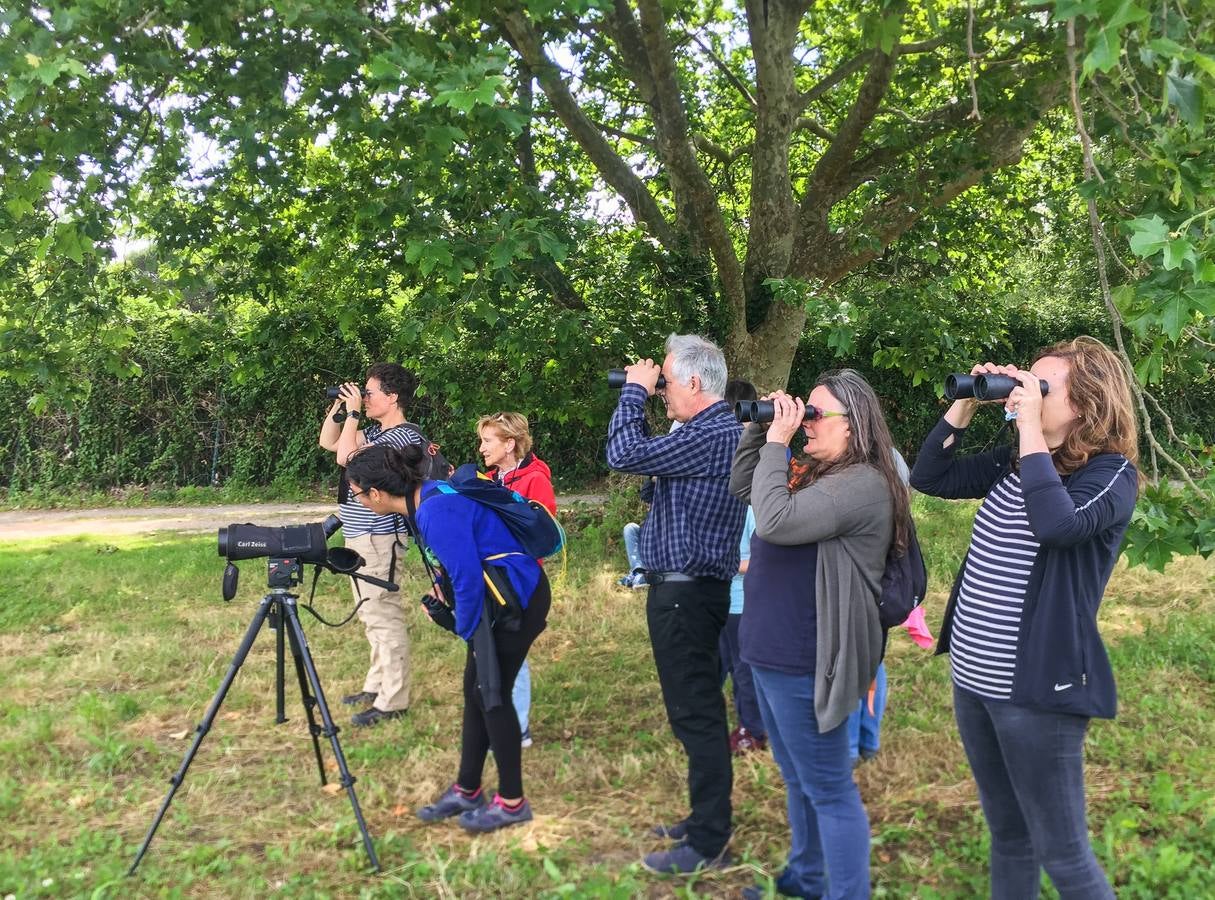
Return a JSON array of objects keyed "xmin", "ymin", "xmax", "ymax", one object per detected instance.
[
  {"xmin": 345, "ymin": 442, "xmax": 549, "ymax": 833},
  {"xmin": 910, "ymin": 336, "xmax": 1138, "ymax": 899}
]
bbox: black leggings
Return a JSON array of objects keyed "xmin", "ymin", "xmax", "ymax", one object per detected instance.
[{"xmin": 456, "ymin": 574, "xmax": 550, "ymax": 799}]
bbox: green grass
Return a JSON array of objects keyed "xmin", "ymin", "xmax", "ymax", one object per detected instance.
[
  {"xmin": 0, "ymin": 479, "xmax": 332, "ymax": 511},
  {"xmin": 1, "ymin": 498, "xmax": 1212, "ymax": 898}
]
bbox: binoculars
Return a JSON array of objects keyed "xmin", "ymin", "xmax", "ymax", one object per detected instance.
[
  {"xmin": 608, "ymin": 369, "xmax": 667, "ymax": 389},
  {"xmin": 945, "ymin": 373, "xmax": 1049, "ymax": 401},
  {"xmin": 325, "ymin": 386, "xmax": 370, "ymax": 400},
  {"xmin": 734, "ymin": 400, "xmax": 840, "ymax": 424}
]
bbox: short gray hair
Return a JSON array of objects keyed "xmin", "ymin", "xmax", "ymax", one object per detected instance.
[{"xmin": 665, "ymin": 333, "xmax": 728, "ymax": 397}]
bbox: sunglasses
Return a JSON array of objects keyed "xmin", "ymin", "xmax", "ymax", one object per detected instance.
[{"xmin": 805, "ymin": 405, "xmax": 848, "ymax": 421}]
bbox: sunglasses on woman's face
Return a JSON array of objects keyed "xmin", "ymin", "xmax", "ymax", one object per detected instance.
[{"xmin": 804, "ymin": 405, "xmax": 848, "ymax": 422}]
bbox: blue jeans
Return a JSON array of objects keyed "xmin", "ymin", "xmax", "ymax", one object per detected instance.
[
  {"xmin": 953, "ymin": 685, "xmax": 1115, "ymax": 900},
  {"xmin": 622, "ymin": 522, "xmax": 643, "ymax": 572},
  {"xmin": 512, "ymin": 660, "xmax": 530, "ymax": 733},
  {"xmin": 719, "ymin": 613, "xmax": 766, "ymax": 737},
  {"xmin": 753, "ymin": 666, "xmax": 870, "ymax": 899},
  {"xmin": 846, "ymin": 664, "xmax": 887, "ymax": 760}
]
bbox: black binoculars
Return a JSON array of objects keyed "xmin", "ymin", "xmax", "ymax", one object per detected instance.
[
  {"xmin": 945, "ymin": 373, "xmax": 1049, "ymax": 402},
  {"xmin": 608, "ymin": 369, "xmax": 667, "ymax": 389},
  {"xmin": 325, "ymin": 386, "xmax": 370, "ymax": 400},
  {"xmin": 735, "ymin": 400, "xmax": 841, "ymax": 424}
]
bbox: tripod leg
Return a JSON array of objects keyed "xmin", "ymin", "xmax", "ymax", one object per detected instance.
[
  {"xmin": 128, "ymin": 595, "xmax": 275, "ymax": 876},
  {"xmin": 285, "ymin": 613, "xmax": 328, "ymax": 785},
  {"xmin": 273, "ymin": 602, "xmax": 287, "ymax": 724},
  {"xmin": 281, "ymin": 600, "xmax": 381, "ymax": 873}
]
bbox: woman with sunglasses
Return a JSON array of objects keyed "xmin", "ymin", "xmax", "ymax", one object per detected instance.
[
  {"xmin": 729, "ymin": 370, "xmax": 911, "ymax": 900},
  {"xmin": 344, "ymin": 441, "xmax": 550, "ymax": 833},
  {"xmin": 476, "ymin": 411, "xmax": 557, "ymax": 748}
]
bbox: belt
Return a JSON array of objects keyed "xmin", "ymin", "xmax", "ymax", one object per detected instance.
[{"xmin": 645, "ymin": 571, "xmax": 724, "ymax": 585}]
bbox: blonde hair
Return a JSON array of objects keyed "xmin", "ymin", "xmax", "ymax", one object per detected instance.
[
  {"xmin": 476, "ymin": 411, "xmax": 533, "ymax": 458},
  {"xmin": 1031, "ymin": 336, "xmax": 1139, "ymax": 474}
]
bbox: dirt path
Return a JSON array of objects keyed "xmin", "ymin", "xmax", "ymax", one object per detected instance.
[{"xmin": 0, "ymin": 495, "xmax": 606, "ymax": 540}]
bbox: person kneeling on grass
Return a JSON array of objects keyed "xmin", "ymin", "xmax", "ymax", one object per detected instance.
[{"xmin": 345, "ymin": 442, "xmax": 550, "ymax": 833}]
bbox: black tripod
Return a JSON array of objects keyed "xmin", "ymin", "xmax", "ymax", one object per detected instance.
[{"xmin": 129, "ymin": 560, "xmax": 390, "ymax": 875}]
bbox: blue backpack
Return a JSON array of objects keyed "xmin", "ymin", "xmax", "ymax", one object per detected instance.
[{"xmin": 434, "ymin": 463, "xmax": 565, "ymax": 559}]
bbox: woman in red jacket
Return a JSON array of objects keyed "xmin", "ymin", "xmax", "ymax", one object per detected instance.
[{"xmin": 477, "ymin": 411, "xmax": 557, "ymax": 747}]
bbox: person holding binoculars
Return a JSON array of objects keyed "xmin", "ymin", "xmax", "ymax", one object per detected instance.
[
  {"xmin": 343, "ymin": 442, "xmax": 550, "ymax": 833},
  {"xmin": 318, "ymin": 362, "xmax": 425, "ymax": 727},
  {"xmin": 910, "ymin": 337, "xmax": 1139, "ymax": 900},
  {"xmin": 729, "ymin": 369, "xmax": 910, "ymax": 900}
]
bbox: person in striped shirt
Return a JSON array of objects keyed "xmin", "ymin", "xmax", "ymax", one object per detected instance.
[
  {"xmin": 318, "ymin": 362, "xmax": 425, "ymax": 728},
  {"xmin": 911, "ymin": 337, "xmax": 1139, "ymax": 900}
]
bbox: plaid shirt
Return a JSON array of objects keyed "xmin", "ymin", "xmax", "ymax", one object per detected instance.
[{"xmin": 606, "ymin": 384, "xmax": 746, "ymax": 580}]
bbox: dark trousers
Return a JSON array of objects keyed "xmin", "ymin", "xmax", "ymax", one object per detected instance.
[
  {"xmin": 647, "ymin": 578, "xmax": 732, "ymax": 857},
  {"xmin": 719, "ymin": 612, "xmax": 766, "ymax": 737},
  {"xmin": 953, "ymin": 685, "xmax": 1115, "ymax": 900},
  {"xmin": 457, "ymin": 575, "xmax": 551, "ymax": 799}
]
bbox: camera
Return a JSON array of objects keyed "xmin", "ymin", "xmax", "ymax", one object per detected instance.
[
  {"xmin": 944, "ymin": 373, "xmax": 1049, "ymax": 401},
  {"xmin": 219, "ymin": 515, "xmax": 341, "ymax": 566},
  {"xmin": 325, "ymin": 386, "xmax": 370, "ymax": 400},
  {"xmin": 608, "ymin": 369, "xmax": 667, "ymax": 389}
]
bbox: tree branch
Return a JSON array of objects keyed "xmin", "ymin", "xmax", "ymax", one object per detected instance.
[
  {"xmin": 799, "ymin": 36, "xmax": 945, "ymax": 108},
  {"xmin": 685, "ymin": 30, "xmax": 757, "ymax": 108},
  {"xmin": 496, "ymin": 4, "xmax": 677, "ymax": 250}
]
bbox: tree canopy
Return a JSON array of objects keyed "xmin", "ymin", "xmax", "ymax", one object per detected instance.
[{"xmin": 1, "ymin": 0, "xmax": 1212, "ymax": 565}]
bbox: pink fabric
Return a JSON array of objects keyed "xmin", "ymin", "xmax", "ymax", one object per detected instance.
[{"xmin": 901, "ymin": 605, "xmax": 935, "ymax": 649}]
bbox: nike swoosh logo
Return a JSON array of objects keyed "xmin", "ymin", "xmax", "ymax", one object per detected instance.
[{"xmin": 1054, "ymin": 682, "xmax": 1073, "ymax": 692}]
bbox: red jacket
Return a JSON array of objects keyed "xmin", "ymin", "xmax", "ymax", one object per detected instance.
[{"xmin": 487, "ymin": 452, "xmax": 557, "ymax": 515}]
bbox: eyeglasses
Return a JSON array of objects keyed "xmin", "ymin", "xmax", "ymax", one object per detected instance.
[{"xmin": 349, "ymin": 487, "xmax": 370, "ymax": 499}]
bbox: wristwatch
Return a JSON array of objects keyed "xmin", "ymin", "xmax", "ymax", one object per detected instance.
[{"xmin": 346, "ymin": 409, "xmax": 362, "ymax": 422}]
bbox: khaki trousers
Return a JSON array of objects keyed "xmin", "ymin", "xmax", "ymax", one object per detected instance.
[{"xmin": 346, "ymin": 532, "xmax": 410, "ymax": 712}]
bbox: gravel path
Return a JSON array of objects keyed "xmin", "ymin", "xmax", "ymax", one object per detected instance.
[{"xmin": 0, "ymin": 495, "xmax": 606, "ymax": 540}]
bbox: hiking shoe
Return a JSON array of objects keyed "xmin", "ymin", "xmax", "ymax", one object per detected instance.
[
  {"xmin": 416, "ymin": 784, "xmax": 486, "ymax": 822},
  {"xmin": 733, "ymin": 727, "xmax": 768, "ymax": 755},
  {"xmin": 351, "ymin": 706, "xmax": 407, "ymax": 727},
  {"xmin": 341, "ymin": 691, "xmax": 377, "ymax": 707},
  {"xmin": 650, "ymin": 817, "xmax": 689, "ymax": 840},
  {"xmin": 458, "ymin": 795, "xmax": 533, "ymax": 832},
  {"xmin": 520, "ymin": 727, "xmax": 533, "ymax": 749},
  {"xmin": 642, "ymin": 842, "xmax": 731, "ymax": 875}
]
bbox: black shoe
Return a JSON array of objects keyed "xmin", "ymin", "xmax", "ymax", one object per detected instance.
[
  {"xmin": 642, "ymin": 842, "xmax": 731, "ymax": 874},
  {"xmin": 351, "ymin": 706, "xmax": 407, "ymax": 727},
  {"xmin": 342, "ymin": 691, "xmax": 377, "ymax": 707},
  {"xmin": 650, "ymin": 817, "xmax": 690, "ymax": 840}
]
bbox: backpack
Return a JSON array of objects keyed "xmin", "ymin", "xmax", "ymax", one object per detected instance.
[
  {"xmin": 434, "ymin": 463, "xmax": 565, "ymax": 559},
  {"xmin": 876, "ymin": 518, "xmax": 928, "ymax": 632},
  {"xmin": 395, "ymin": 422, "xmax": 452, "ymax": 480}
]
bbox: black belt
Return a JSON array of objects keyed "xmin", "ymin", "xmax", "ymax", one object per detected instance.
[{"xmin": 645, "ymin": 571, "xmax": 726, "ymax": 585}]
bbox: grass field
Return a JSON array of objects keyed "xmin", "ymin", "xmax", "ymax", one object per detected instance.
[{"xmin": 1, "ymin": 495, "xmax": 1212, "ymax": 898}]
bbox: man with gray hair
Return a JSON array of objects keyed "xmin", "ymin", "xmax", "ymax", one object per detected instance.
[{"xmin": 606, "ymin": 333, "xmax": 747, "ymax": 874}]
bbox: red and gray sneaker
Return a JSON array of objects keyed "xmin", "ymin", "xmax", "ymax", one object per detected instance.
[
  {"xmin": 416, "ymin": 784, "xmax": 486, "ymax": 822},
  {"xmin": 458, "ymin": 794, "xmax": 534, "ymax": 832},
  {"xmin": 732, "ymin": 727, "xmax": 768, "ymax": 755}
]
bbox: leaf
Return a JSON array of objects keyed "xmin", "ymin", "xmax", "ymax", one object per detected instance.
[
  {"xmin": 1162, "ymin": 237, "xmax": 1195, "ymax": 271},
  {"xmin": 1133, "ymin": 351, "xmax": 1163, "ymax": 385},
  {"xmin": 1101, "ymin": 0, "xmax": 1149, "ymax": 30},
  {"xmin": 1126, "ymin": 215, "xmax": 1170, "ymax": 258},
  {"xmin": 169, "ymin": 729, "xmax": 189, "ymax": 739},
  {"xmin": 1158, "ymin": 293, "xmax": 1191, "ymax": 341},
  {"xmin": 1053, "ymin": 0, "xmax": 1098, "ymax": 19},
  {"xmin": 1083, "ymin": 26, "xmax": 1120, "ymax": 76},
  {"xmin": 1165, "ymin": 72, "xmax": 1202, "ymax": 128}
]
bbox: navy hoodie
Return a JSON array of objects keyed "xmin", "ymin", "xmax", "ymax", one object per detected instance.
[{"xmin": 911, "ymin": 417, "xmax": 1138, "ymax": 719}]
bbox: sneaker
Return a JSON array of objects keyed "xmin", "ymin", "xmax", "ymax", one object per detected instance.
[
  {"xmin": 742, "ymin": 869, "xmax": 823, "ymax": 899},
  {"xmin": 649, "ymin": 817, "xmax": 689, "ymax": 841},
  {"xmin": 520, "ymin": 727, "xmax": 533, "ymax": 749},
  {"xmin": 733, "ymin": 727, "xmax": 768, "ymax": 755},
  {"xmin": 416, "ymin": 784, "xmax": 486, "ymax": 822},
  {"xmin": 641, "ymin": 842, "xmax": 731, "ymax": 875},
  {"xmin": 351, "ymin": 706, "xmax": 407, "ymax": 727},
  {"xmin": 458, "ymin": 794, "xmax": 533, "ymax": 832},
  {"xmin": 341, "ymin": 691, "xmax": 377, "ymax": 707}
]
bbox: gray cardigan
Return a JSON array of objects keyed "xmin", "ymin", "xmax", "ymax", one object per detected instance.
[{"xmin": 729, "ymin": 425, "xmax": 892, "ymax": 732}]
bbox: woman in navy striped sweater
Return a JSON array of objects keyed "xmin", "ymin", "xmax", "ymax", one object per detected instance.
[{"xmin": 911, "ymin": 337, "xmax": 1139, "ymax": 900}]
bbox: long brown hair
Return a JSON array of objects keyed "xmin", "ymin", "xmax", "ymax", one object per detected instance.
[
  {"xmin": 1031, "ymin": 336, "xmax": 1138, "ymax": 474},
  {"xmin": 788, "ymin": 369, "xmax": 912, "ymax": 554}
]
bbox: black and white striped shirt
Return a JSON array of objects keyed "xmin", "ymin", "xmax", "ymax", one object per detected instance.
[
  {"xmin": 340, "ymin": 424, "xmax": 425, "ymax": 537},
  {"xmin": 950, "ymin": 471, "xmax": 1041, "ymax": 700}
]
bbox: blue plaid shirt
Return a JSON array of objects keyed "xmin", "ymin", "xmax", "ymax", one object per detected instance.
[{"xmin": 606, "ymin": 384, "xmax": 746, "ymax": 580}]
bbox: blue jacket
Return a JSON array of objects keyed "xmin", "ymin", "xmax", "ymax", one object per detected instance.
[
  {"xmin": 910, "ymin": 417, "xmax": 1138, "ymax": 718},
  {"xmin": 415, "ymin": 482, "xmax": 542, "ymax": 641}
]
